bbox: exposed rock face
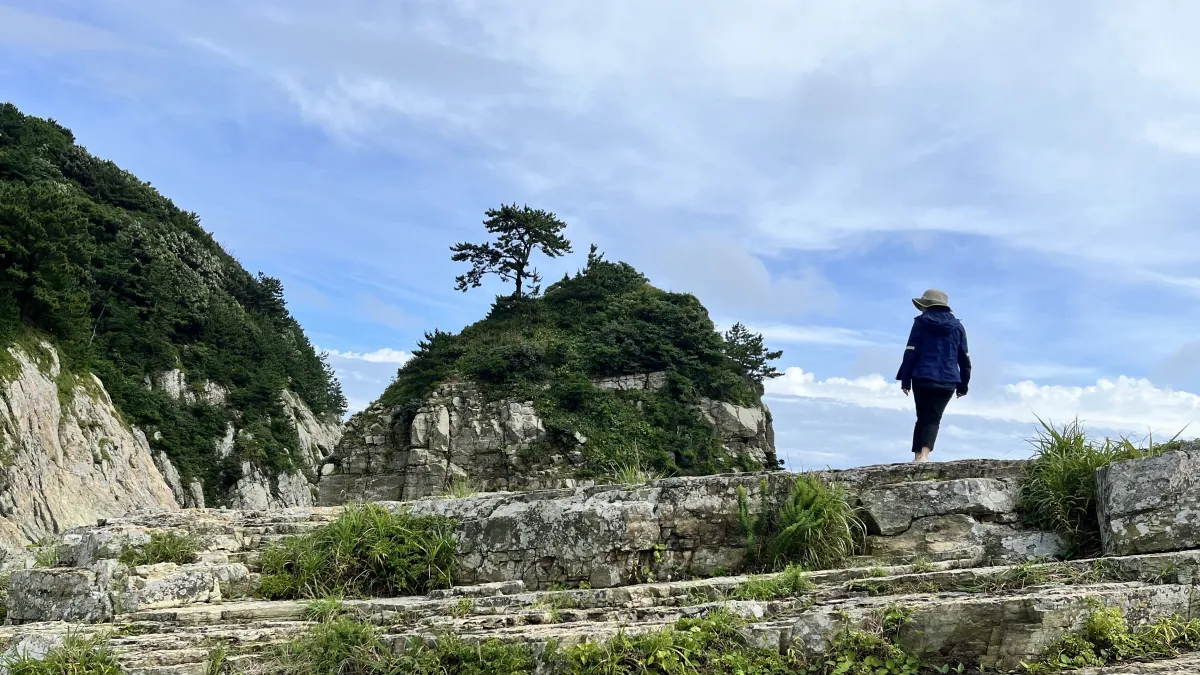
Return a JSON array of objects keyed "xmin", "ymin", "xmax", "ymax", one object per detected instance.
[
  {"xmin": 318, "ymin": 376, "xmax": 776, "ymax": 504},
  {"xmin": 402, "ymin": 458, "xmax": 1061, "ymax": 589},
  {"xmin": 147, "ymin": 369, "xmax": 342, "ymax": 510},
  {"xmin": 1096, "ymin": 446, "xmax": 1200, "ymax": 556},
  {"xmin": 0, "ymin": 343, "xmax": 179, "ymax": 552}
]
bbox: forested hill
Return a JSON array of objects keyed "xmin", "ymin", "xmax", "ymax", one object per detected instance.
[{"xmin": 0, "ymin": 103, "xmax": 344, "ymax": 503}]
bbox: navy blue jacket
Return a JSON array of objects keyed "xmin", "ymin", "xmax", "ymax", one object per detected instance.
[{"xmin": 896, "ymin": 307, "xmax": 972, "ymax": 395}]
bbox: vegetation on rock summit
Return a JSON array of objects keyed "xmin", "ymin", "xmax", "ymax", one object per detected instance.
[{"xmin": 0, "ymin": 103, "xmax": 344, "ymax": 503}]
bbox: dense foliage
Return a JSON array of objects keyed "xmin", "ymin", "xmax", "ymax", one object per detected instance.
[
  {"xmin": 379, "ymin": 245, "xmax": 782, "ymax": 478},
  {"xmin": 0, "ymin": 103, "xmax": 345, "ymax": 502},
  {"xmin": 257, "ymin": 504, "xmax": 457, "ymax": 599}
]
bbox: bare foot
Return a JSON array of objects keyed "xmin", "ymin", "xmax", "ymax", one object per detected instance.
[{"xmin": 915, "ymin": 448, "xmax": 931, "ymax": 463}]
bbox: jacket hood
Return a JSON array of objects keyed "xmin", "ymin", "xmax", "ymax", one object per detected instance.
[{"xmin": 917, "ymin": 308, "xmax": 959, "ymax": 336}]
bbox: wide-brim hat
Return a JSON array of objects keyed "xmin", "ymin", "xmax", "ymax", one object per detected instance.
[{"xmin": 912, "ymin": 289, "xmax": 951, "ymax": 312}]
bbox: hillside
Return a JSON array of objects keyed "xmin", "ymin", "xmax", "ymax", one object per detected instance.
[
  {"xmin": 338, "ymin": 246, "xmax": 781, "ymax": 489},
  {"xmin": 0, "ymin": 103, "xmax": 344, "ymax": 507}
]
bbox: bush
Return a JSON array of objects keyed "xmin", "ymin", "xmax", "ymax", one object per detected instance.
[
  {"xmin": 1021, "ymin": 606, "xmax": 1200, "ymax": 673},
  {"xmin": 119, "ymin": 531, "xmax": 199, "ymax": 566},
  {"xmin": 1019, "ymin": 418, "xmax": 1182, "ymax": 555},
  {"xmin": 738, "ymin": 474, "xmax": 865, "ymax": 571},
  {"xmin": 3, "ymin": 635, "xmax": 121, "ymax": 675},
  {"xmin": 257, "ymin": 504, "xmax": 457, "ymax": 599}
]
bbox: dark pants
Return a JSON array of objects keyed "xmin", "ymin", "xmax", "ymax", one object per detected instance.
[{"xmin": 912, "ymin": 383, "xmax": 955, "ymax": 454}]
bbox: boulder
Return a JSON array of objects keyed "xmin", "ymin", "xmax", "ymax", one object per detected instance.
[{"xmin": 1096, "ymin": 447, "xmax": 1200, "ymax": 556}]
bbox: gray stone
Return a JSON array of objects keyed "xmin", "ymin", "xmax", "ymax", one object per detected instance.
[
  {"xmin": 1097, "ymin": 448, "xmax": 1200, "ymax": 556},
  {"xmin": 859, "ymin": 478, "xmax": 1019, "ymax": 535}
]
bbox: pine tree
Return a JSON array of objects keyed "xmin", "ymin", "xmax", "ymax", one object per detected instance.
[{"xmin": 450, "ymin": 204, "xmax": 572, "ymax": 297}]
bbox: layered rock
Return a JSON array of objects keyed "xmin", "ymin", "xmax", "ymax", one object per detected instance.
[
  {"xmin": 1097, "ymin": 445, "xmax": 1200, "ymax": 556},
  {"xmin": 0, "ymin": 343, "xmax": 179, "ymax": 551},
  {"xmin": 319, "ymin": 375, "xmax": 775, "ymax": 504}
]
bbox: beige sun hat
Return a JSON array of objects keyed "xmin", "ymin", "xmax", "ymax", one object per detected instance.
[{"xmin": 912, "ymin": 289, "xmax": 951, "ymax": 312}]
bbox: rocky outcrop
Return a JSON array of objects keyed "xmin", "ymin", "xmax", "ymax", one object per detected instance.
[
  {"xmin": 1096, "ymin": 446, "xmax": 1200, "ymax": 556},
  {"xmin": 0, "ymin": 343, "xmax": 179, "ymax": 552},
  {"xmin": 318, "ymin": 376, "xmax": 776, "ymax": 504},
  {"xmin": 146, "ymin": 368, "xmax": 342, "ymax": 510}
]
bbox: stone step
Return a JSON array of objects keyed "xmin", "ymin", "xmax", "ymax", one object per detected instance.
[
  {"xmin": 6, "ymin": 558, "xmax": 1200, "ymax": 674},
  {"xmin": 1081, "ymin": 653, "xmax": 1200, "ymax": 673}
]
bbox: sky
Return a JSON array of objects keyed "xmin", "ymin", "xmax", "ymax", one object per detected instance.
[{"xmin": 5, "ymin": 1, "xmax": 1200, "ymax": 469}]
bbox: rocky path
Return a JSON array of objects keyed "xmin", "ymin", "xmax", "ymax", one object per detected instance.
[{"xmin": 4, "ymin": 457, "xmax": 1200, "ymax": 674}]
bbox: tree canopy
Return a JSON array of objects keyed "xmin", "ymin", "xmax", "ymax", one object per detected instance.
[
  {"xmin": 450, "ymin": 204, "xmax": 572, "ymax": 297},
  {"xmin": 0, "ymin": 103, "xmax": 345, "ymax": 503}
]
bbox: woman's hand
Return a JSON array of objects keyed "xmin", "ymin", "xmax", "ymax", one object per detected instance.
[{"xmin": 902, "ymin": 387, "xmax": 910, "ymax": 396}]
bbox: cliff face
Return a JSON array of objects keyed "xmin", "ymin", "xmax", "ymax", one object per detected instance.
[
  {"xmin": 318, "ymin": 374, "xmax": 775, "ymax": 504},
  {"xmin": 0, "ymin": 104, "xmax": 347, "ymax": 509},
  {"xmin": 0, "ymin": 343, "xmax": 178, "ymax": 551}
]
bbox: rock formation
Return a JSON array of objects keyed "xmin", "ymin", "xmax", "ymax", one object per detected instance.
[
  {"xmin": 9, "ymin": 455, "xmax": 1200, "ymax": 673},
  {"xmin": 0, "ymin": 343, "xmax": 179, "ymax": 551},
  {"xmin": 318, "ymin": 375, "xmax": 775, "ymax": 504},
  {"xmin": 0, "ymin": 341, "xmax": 343, "ymax": 554}
]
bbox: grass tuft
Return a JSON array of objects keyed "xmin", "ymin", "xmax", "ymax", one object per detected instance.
[
  {"xmin": 738, "ymin": 474, "xmax": 865, "ymax": 571},
  {"xmin": 3, "ymin": 635, "xmax": 122, "ymax": 675},
  {"xmin": 1019, "ymin": 417, "xmax": 1183, "ymax": 555},
  {"xmin": 118, "ymin": 531, "xmax": 199, "ymax": 567},
  {"xmin": 257, "ymin": 503, "xmax": 457, "ymax": 600},
  {"xmin": 728, "ymin": 564, "xmax": 815, "ymax": 601}
]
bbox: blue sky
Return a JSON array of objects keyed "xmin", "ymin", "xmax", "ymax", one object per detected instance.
[{"xmin": 6, "ymin": 1, "xmax": 1200, "ymax": 468}]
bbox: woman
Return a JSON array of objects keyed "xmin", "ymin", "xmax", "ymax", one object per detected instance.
[{"xmin": 896, "ymin": 289, "xmax": 972, "ymax": 464}]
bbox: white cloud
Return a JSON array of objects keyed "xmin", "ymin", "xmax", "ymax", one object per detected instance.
[
  {"xmin": 323, "ymin": 347, "xmax": 412, "ymax": 364},
  {"xmin": 767, "ymin": 367, "xmax": 1200, "ymax": 439},
  {"xmin": 319, "ymin": 347, "xmax": 411, "ymax": 415}
]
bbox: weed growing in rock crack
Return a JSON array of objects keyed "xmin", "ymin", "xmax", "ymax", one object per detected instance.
[
  {"xmin": 442, "ymin": 477, "xmax": 481, "ymax": 499},
  {"xmin": 1019, "ymin": 417, "xmax": 1183, "ymax": 556},
  {"xmin": 910, "ymin": 557, "xmax": 936, "ymax": 574},
  {"xmin": 1020, "ymin": 605, "xmax": 1200, "ymax": 673},
  {"xmin": 304, "ymin": 596, "xmax": 351, "ymax": 623},
  {"xmin": 451, "ymin": 597, "xmax": 475, "ymax": 618},
  {"xmin": 256, "ymin": 503, "xmax": 456, "ymax": 600},
  {"xmin": 31, "ymin": 538, "xmax": 58, "ymax": 564},
  {"xmin": 118, "ymin": 531, "xmax": 199, "ymax": 566},
  {"xmin": 737, "ymin": 474, "xmax": 865, "ymax": 572},
  {"xmin": 206, "ymin": 645, "xmax": 231, "ymax": 675},
  {"xmin": 728, "ymin": 564, "xmax": 815, "ymax": 601},
  {"xmin": 3, "ymin": 634, "xmax": 121, "ymax": 675}
]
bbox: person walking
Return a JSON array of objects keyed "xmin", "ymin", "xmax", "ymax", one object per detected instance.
[{"xmin": 896, "ymin": 289, "xmax": 972, "ymax": 464}]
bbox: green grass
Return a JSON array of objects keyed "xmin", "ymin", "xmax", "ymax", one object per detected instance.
[
  {"xmin": 2, "ymin": 634, "xmax": 122, "ymax": 675},
  {"xmin": 604, "ymin": 448, "xmax": 668, "ymax": 486},
  {"xmin": 737, "ymin": 474, "xmax": 865, "ymax": 571},
  {"xmin": 1021, "ymin": 605, "xmax": 1200, "ymax": 673},
  {"xmin": 33, "ymin": 540, "xmax": 59, "ymax": 568},
  {"xmin": 269, "ymin": 606, "xmax": 976, "ymax": 675},
  {"xmin": 1019, "ymin": 418, "xmax": 1184, "ymax": 555},
  {"xmin": 727, "ymin": 564, "xmax": 815, "ymax": 601},
  {"xmin": 118, "ymin": 531, "xmax": 199, "ymax": 567},
  {"xmin": 257, "ymin": 504, "xmax": 457, "ymax": 600},
  {"xmin": 442, "ymin": 477, "xmax": 481, "ymax": 499}
]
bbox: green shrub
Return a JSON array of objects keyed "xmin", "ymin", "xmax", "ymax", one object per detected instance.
[
  {"xmin": 1019, "ymin": 418, "xmax": 1181, "ymax": 555},
  {"xmin": 1021, "ymin": 606, "xmax": 1200, "ymax": 673},
  {"xmin": 737, "ymin": 474, "xmax": 865, "ymax": 571},
  {"xmin": 118, "ymin": 531, "xmax": 199, "ymax": 566},
  {"xmin": 257, "ymin": 504, "xmax": 457, "ymax": 599},
  {"xmin": 3, "ymin": 635, "xmax": 122, "ymax": 675}
]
